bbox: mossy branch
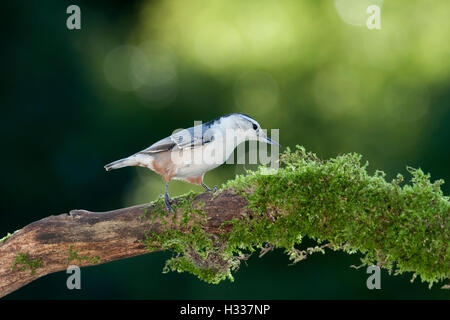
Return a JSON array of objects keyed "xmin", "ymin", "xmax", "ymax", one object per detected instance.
[{"xmin": 0, "ymin": 146, "xmax": 448, "ymax": 298}]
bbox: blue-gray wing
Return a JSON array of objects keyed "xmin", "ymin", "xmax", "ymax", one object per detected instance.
[
  {"xmin": 138, "ymin": 136, "xmax": 177, "ymax": 154},
  {"xmin": 139, "ymin": 124, "xmax": 214, "ymax": 154}
]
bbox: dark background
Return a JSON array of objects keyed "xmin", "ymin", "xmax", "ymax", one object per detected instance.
[{"xmin": 1, "ymin": 0, "xmax": 449, "ymax": 299}]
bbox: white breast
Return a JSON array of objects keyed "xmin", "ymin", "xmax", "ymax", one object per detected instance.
[{"xmin": 171, "ymin": 137, "xmax": 237, "ymax": 179}]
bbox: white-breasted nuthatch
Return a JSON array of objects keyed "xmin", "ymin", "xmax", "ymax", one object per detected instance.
[{"xmin": 104, "ymin": 113, "xmax": 279, "ymax": 211}]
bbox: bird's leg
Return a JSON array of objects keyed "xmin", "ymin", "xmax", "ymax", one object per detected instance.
[
  {"xmin": 164, "ymin": 182, "xmax": 174, "ymax": 212},
  {"xmin": 201, "ymin": 180, "xmax": 217, "ymax": 193}
]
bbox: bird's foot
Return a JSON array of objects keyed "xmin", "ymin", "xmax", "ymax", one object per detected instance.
[
  {"xmin": 202, "ymin": 182, "xmax": 217, "ymax": 193},
  {"xmin": 164, "ymin": 193, "xmax": 175, "ymax": 213}
]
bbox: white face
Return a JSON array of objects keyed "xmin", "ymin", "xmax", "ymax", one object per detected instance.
[{"xmin": 226, "ymin": 114, "xmax": 274, "ymax": 145}]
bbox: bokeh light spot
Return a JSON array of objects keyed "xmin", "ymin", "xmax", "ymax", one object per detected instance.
[
  {"xmin": 334, "ymin": 0, "xmax": 383, "ymax": 26},
  {"xmin": 234, "ymin": 71, "xmax": 279, "ymax": 117},
  {"xmin": 135, "ymin": 42, "xmax": 178, "ymax": 106},
  {"xmin": 383, "ymin": 77, "xmax": 430, "ymax": 122},
  {"xmin": 194, "ymin": 22, "xmax": 243, "ymax": 70},
  {"xmin": 103, "ymin": 45, "xmax": 148, "ymax": 91}
]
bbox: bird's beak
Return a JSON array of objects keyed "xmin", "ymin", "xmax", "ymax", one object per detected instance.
[
  {"xmin": 259, "ymin": 133, "xmax": 280, "ymax": 146},
  {"xmin": 266, "ymin": 137, "xmax": 280, "ymax": 146}
]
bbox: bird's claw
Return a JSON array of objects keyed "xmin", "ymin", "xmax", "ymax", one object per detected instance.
[
  {"xmin": 164, "ymin": 194, "xmax": 175, "ymax": 213},
  {"xmin": 203, "ymin": 184, "xmax": 218, "ymax": 193}
]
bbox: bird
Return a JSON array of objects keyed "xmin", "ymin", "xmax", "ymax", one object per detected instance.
[{"xmin": 104, "ymin": 113, "xmax": 278, "ymax": 212}]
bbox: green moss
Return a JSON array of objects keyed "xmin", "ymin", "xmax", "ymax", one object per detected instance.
[
  {"xmin": 139, "ymin": 199, "xmax": 167, "ymax": 223},
  {"xmin": 144, "ymin": 146, "xmax": 450, "ymax": 288},
  {"xmin": 140, "ymin": 191, "xmax": 203, "ymax": 226},
  {"xmin": 11, "ymin": 253, "xmax": 43, "ymax": 275},
  {"xmin": 0, "ymin": 232, "xmax": 12, "ymax": 244},
  {"xmin": 163, "ymin": 255, "xmax": 235, "ymax": 284},
  {"xmin": 67, "ymin": 245, "xmax": 100, "ymax": 264},
  {"xmin": 1, "ymin": 230, "xmax": 19, "ymax": 245}
]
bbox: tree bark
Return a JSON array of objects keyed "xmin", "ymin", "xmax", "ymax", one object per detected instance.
[{"xmin": 0, "ymin": 190, "xmax": 248, "ymax": 298}]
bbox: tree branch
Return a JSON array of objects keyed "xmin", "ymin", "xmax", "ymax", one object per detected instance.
[
  {"xmin": 1, "ymin": 147, "xmax": 449, "ymax": 298},
  {"xmin": 0, "ymin": 191, "xmax": 247, "ymax": 298}
]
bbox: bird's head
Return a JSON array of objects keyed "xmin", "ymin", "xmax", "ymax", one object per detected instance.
[{"xmin": 217, "ymin": 113, "xmax": 279, "ymax": 146}]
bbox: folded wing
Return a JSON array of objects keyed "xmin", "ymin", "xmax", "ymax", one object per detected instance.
[{"xmin": 138, "ymin": 124, "xmax": 214, "ymax": 155}]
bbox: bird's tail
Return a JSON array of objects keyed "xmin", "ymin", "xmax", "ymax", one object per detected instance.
[{"xmin": 104, "ymin": 157, "xmax": 138, "ymax": 171}]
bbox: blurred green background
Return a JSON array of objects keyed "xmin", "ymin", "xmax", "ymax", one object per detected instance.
[{"xmin": 1, "ymin": 0, "xmax": 449, "ymax": 299}]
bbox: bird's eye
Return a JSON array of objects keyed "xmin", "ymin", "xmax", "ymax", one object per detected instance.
[{"xmin": 252, "ymin": 123, "xmax": 258, "ymax": 131}]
